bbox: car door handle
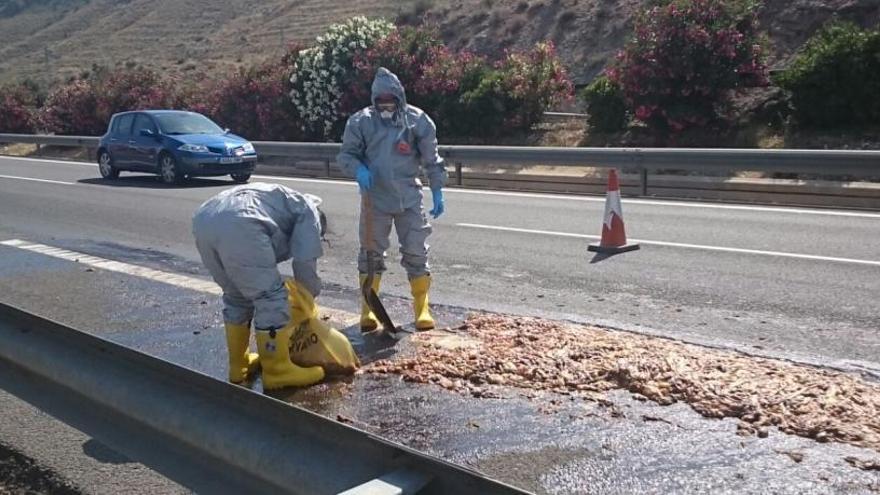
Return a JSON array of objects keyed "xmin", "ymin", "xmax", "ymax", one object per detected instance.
[{"xmin": 128, "ymin": 140, "xmax": 137, "ymax": 145}]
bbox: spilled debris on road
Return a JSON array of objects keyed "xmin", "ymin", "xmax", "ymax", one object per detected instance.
[{"xmin": 363, "ymin": 314, "xmax": 880, "ymax": 453}]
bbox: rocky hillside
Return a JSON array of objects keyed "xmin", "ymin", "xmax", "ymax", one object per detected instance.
[
  {"xmin": 443, "ymin": 0, "xmax": 880, "ymax": 83},
  {"xmin": 1, "ymin": 0, "xmax": 878, "ymax": 87}
]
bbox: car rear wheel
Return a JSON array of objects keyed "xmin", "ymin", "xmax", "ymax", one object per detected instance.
[
  {"xmin": 159, "ymin": 153, "xmax": 182, "ymax": 184},
  {"xmin": 98, "ymin": 150, "xmax": 119, "ymax": 179},
  {"xmin": 230, "ymin": 172, "xmax": 251, "ymax": 184}
]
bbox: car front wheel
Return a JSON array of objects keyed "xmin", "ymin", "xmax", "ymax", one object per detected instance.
[
  {"xmin": 98, "ymin": 150, "xmax": 119, "ymax": 179},
  {"xmin": 159, "ymin": 153, "xmax": 182, "ymax": 184}
]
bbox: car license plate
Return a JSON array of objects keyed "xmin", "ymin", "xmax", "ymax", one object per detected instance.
[{"xmin": 220, "ymin": 157, "xmax": 242, "ymax": 164}]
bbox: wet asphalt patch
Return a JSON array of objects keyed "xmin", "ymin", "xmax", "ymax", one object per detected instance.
[{"xmin": 0, "ymin": 240, "xmax": 878, "ymax": 494}]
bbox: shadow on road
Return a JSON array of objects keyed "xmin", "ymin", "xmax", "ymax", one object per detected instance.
[
  {"xmin": 82, "ymin": 439, "xmax": 132, "ymax": 465},
  {"xmin": 589, "ymin": 252, "xmax": 615, "ymax": 264},
  {"xmin": 343, "ymin": 323, "xmax": 401, "ymax": 365},
  {"xmin": 78, "ymin": 176, "xmax": 234, "ymax": 189}
]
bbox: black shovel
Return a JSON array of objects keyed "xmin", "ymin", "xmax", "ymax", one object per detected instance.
[{"xmin": 361, "ymin": 193, "xmax": 399, "ymax": 334}]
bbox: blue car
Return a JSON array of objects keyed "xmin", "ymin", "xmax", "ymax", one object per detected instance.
[{"xmin": 96, "ymin": 110, "xmax": 257, "ymax": 184}]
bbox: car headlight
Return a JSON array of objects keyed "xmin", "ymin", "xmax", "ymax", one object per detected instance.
[
  {"xmin": 178, "ymin": 144, "xmax": 209, "ymax": 153},
  {"xmin": 242, "ymin": 142, "xmax": 255, "ymax": 153}
]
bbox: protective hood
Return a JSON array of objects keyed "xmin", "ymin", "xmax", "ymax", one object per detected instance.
[{"xmin": 371, "ymin": 67, "xmax": 407, "ymax": 109}]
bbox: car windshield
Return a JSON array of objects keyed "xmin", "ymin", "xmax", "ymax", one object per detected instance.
[{"xmin": 153, "ymin": 113, "xmax": 224, "ymax": 135}]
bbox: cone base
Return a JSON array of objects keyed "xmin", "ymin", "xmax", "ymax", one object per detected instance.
[{"xmin": 588, "ymin": 243, "xmax": 641, "ymax": 254}]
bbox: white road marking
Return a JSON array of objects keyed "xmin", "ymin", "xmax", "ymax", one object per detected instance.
[
  {"xmin": 0, "ymin": 174, "xmax": 75, "ymax": 185},
  {"xmin": 457, "ymin": 223, "xmax": 880, "ymax": 267},
  {"xmin": 0, "ymin": 239, "xmax": 361, "ymax": 322},
  {"xmin": 0, "ymin": 239, "xmax": 221, "ymax": 295},
  {"xmin": 3, "ymin": 155, "xmax": 879, "ymax": 219},
  {"xmin": 0, "ymin": 156, "xmax": 97, "ymax": 167}
]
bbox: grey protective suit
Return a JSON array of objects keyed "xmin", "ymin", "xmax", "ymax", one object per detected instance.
[
  {"xmin": 336, "ymin": 67, "xmax": 447, "ymax": 278},
  {"xmin": 192, "ymin": 183, "xmax": 324, "ymax": 330}
]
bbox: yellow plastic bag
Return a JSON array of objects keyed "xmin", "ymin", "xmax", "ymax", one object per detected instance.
[{"xmin": 285, "ymin": 280, "xmax": 360, "ymax": 375}]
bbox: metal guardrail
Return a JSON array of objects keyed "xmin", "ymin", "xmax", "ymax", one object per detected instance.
[
  {"xmin": 542, "ymin": 111, "xmax": 588, "ymax": 122},
  {"xmin": 2, "ymin": 133, "xmax": 879, "ymax": 202},
  {"xmin": 0, "ymin": 133, "xmax": 99, "ymax": 147},
  {"xmin": 0, "ymin": 301, "xmax": 527, "ymax": 495},
  {"xmin": 2, "ymin": 133, "xmax": 878, "ymax": 176}
]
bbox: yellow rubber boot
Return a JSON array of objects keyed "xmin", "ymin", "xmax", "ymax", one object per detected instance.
[
  {"xmin": 410, "ymin": 275, "xmax": 435, "ymax": 330},
  {"xmin": 358, "ymin": 274, "xmax": 381, "ymax": 332},
  {"xmin": 225, "ymin": 322, "xmax": 259, "ymax": 383},
  {"xmin": 255, "ymin": 326, "xmax": 325, "ymax": 390}
]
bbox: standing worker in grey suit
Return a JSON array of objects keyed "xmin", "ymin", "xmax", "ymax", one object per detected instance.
[{"xmin": 337, "ymin": 67, "xmax": 447, "ymax": 332}]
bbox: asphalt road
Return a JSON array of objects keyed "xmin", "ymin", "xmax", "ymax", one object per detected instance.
[
  {"xmin": 1, "ymin": 154, "xmax": 879, "ymax": 493},
  {"xmin": 1, "ymin": 155, "xmax": 878, "ymax": 372},
  {"xmin": 0, "ymin": 229, "xmax": 877, "ymax": 495}
]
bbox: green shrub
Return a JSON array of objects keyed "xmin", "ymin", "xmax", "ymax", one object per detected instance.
[
  {"xmin": 775, "ymin": 22, "xmax": 880, "ymax": 128},
  {"xmin": 580, "ymin": 76, "xmax": 628, "ymax": 132}
]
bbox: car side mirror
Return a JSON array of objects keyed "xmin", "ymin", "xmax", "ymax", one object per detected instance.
[{"xmin": 224, "ymin": 128, "xmax": 230, "ymax": 134}]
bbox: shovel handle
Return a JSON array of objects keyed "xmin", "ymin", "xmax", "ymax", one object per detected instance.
[
  {"xmin": 361, "ymin": 193, "xmax": 377, "ymax": 257},
  {"xmin": 359, "ymin": 193, "xmax": 398, "ymax": 333}
]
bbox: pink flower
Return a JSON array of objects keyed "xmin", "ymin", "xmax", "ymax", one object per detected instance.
[{"xmin": 635, "ymin": 105, "xmax": 653, "ymax": 121}]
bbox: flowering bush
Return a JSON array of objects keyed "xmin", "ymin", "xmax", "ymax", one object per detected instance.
[
  {"xmin": 173, "ymin": 78, "xmax": 214, "ymax": 116},
  {"xmin": 0, "ymin": 83, "xmax": 38, "ymax": 133},
  {"xmin": 580, "ymin": 76, "xmax": 628, "ymax": 132},
  {"xmin": 350, "ymin": 31, "xmax": 571, "ymax": 138},
  {"xmin": 95, "ymin": 67, "xmax": 177, "ymax": 122},
  {"xmin": 425, "ymin": 52, "xmax": 489, "ymax": 137},
  {"xmin": 351, "ymin": 26, "xmax": 478, "ymax": 135},
  {"xmin": 205, "ymin": 61, "xmax": 304, "ymax": 141},
  {"xmin": 459, "ymin": 42, "xmax": 573, "ymax": 137},
  {"xmin": 608, "ymin": 0, "xmax": 768, "ymax": 133},
  {"xmin": 495, "ymin": 42, "xmax": 574, "ymax": 130},
  {"xmin": 38, "ymin": 67, "xmax": 176, "ymax": 135},
  {"xmin": 775, "ymin": 22, "xmax": 880, "ymax": 128},
  {"xmin": 37, "ymin": 78, "xmax": 104, "ymax": 135},
  {"xmin": 23, "ymin": 17, "xmax": 576, "ymax": 142},
  {"xmin": 289, "ymin": 17, "xmax": 394, "ymax": 140},
  {"xmin": 352, "ymin": 27, "xmax": 457, "ymax": 108}
]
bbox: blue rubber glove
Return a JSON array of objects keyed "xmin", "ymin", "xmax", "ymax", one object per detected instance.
[
  {"xmin": 355, "ymin": 164, "xmax": 373, "ymax": 192},
  {"xmin": 429, "ymin": 188, "xmax": 445, "ymax": 219}
]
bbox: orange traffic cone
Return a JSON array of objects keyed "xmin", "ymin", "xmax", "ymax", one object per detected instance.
[{"xmin": 588, "ymin": 169, "xmax": 640, "ymax": 254}]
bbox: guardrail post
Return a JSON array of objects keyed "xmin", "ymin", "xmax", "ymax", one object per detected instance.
[
  {"xmin": 35, "ymin": 143, "xmax": 42, "ymax": 156},
  {"xmin": 455, "ymin": 162, "xmax": 463, "ymax": 186},
  {"xmin": 325, "ymin": 159, "xmax": 331, "ymax": 178}
]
